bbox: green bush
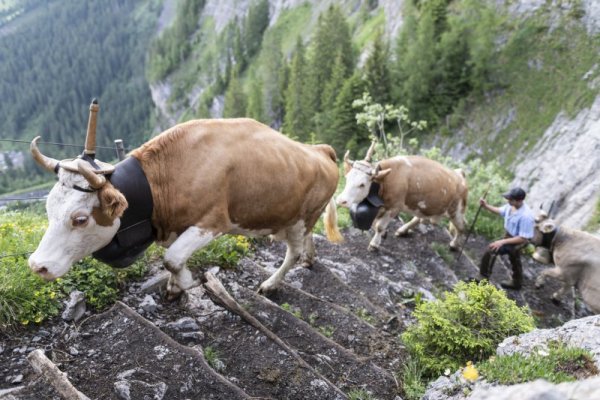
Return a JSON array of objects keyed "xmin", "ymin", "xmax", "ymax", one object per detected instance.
[{"xmin": 401, "ymin": 281, "xmax": 535, "ymax": 378}]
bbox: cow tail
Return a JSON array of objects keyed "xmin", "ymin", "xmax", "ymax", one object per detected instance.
[{"xmin": 324, "ymin": 197, "xmax": 344, "ymax": 243}]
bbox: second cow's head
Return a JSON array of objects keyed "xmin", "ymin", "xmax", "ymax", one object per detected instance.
[{"xmin": 336, "ymin": 142, "xmax": 390, "ymax": 208}]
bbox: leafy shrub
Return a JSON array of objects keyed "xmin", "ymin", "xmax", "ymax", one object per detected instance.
[{"xmin": 401, "ymin": 281, "xmax": 535, "ymax": 378}]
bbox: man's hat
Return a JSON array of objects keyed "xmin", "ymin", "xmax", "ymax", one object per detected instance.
[{"xmin": 502, "ymin": 187, "xmax": 526, "ymax": 201}]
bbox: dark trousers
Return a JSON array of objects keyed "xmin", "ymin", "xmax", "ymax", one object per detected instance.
[{"xmin": 480, "ymin": 234, "xmax": 524, "ymax": 288}]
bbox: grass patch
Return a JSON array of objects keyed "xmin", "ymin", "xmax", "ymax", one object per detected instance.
[
  {"xmin": 399, "ymin": 355, "xmax": 428, "ymax": 400},
  {"xmin": 265, "ymin": 3, "xmax": 313, "ymax": 56},
  {"xmin": 430, "ymin": 241, "xmax": 453, "ymax": 265},
  {"xmin": 347, "ymin": 389, "xmax": 378, "ymax": 400},
  {"xmin": 280, "ymin": 302, "xmax": 302, "ymax": 319},
  {"xmin": 351, "ymin": 7, "xmax": 385, "ymax": 50},
  {"xmin": 203, "ymin": 346, "xmax": 225, "ymax": 372},
  {"xmin": 478, "ymin": 342, "xmax": 599, "ymax": 385}
]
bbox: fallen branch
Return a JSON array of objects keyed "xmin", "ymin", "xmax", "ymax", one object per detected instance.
[
  {"xmin": 27, "ymin": 349, "xmax": 90, "ymax": 400},
  {"xmin": 202, "ymin": 272, "xmax": 347, "ymax": 398}
]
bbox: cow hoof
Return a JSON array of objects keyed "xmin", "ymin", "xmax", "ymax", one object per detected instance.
[
  {"xmin": 257, "ymin": 283, "xmax": 278, "ymax": 297},
  {"xmin": 394, "ymin": 230, "xmax": 407, "ymax": 237},
  {"xmin": 448, "ymin": 244, "xmax": 459, "ymax": 252},
  {"xmin": 368, "ymin": 245, "xmax": 380, "ymax": 252},
  {"xmin": 165, "ymin": 288, "xmax": 184, "ymax": 302},
  {"xmin": 300, "ymin": 259, "xmax": 314, "ymax": 269}
]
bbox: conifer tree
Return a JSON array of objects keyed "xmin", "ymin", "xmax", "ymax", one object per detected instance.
[
  {"xmin": 260, "ymin": 32, "xmax": 285, "ymax": 127},
  {"xmin": 283, "ymin": 37, "xmax": 311, "ymax": 140},
  {"xmin": 306, "ymin": 5, "xmax": 354, "ymax": 129},
  {"xmin": 244, "ymin": 0, "xmax": 270, "ymax": 60},
  {"xmin": 246, "ymin": 69, "xmax": 265, "ymax": 122},
  {"xmin": 223, "ymin": 67, "xmax": 247, "ymax": 118},
  {"xmin": 363, "ymin": 31, "xmax": 392, "ymax": 106},
  {"xmin": 329, "ymin": 73, "xmax": 368, "ymax": 155},
  {"xmin": 318, "ymin": 51, "xmax": 350, "ymax": 145}
]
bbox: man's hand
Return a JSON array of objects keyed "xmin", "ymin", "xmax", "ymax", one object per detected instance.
[{"xmin": 488, "ymin": 239, "xmax": 504, "ymax": 252}]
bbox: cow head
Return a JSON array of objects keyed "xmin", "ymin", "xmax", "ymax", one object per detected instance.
[
  {"xmin": 28, "ymin": 137, "xmax": 127, "ymax": 280},
  {"xmin": 336, "ymin": 142, "xmax": 390, "ymax": 208},
  {"xmin": 531, "ymin": 211, "xmax": 558, "ymax": 264}
]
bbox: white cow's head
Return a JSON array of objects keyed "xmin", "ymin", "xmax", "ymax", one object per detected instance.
[
  {"xmin": 336, "ymin": 142, "xmax": 390, "ymax": 208},
  {"xmin": 28, "ymin": 137, "xmax": 127, "ymax": 280}
]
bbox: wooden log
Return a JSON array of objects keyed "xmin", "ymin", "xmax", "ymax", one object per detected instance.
[
  {"xmin": 27, "ymin": 349, "xmax": 90, "ymax": 400},
  {"xmin": 202, "ymin": 272, "xmax": 347, "ymax": 398}
]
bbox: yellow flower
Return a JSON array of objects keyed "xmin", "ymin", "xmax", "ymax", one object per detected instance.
[
  {"xmin": 462, "ymin": 361, "xmax": 479, "ymax": 382},
  {"xmin": 49, "ymin": 291, "xmax": 56, "ymax": 299},
  {"xmin": 21, "ymin": 320, "xmax": 29, "ymax": 325}
]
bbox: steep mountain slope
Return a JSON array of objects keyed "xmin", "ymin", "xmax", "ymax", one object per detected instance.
[{"xmin": 150, "ymin": 0, "xmax": 599, "ymax": 230}]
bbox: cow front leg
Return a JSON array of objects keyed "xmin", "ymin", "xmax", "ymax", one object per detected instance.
[
  {"xmin": 164, "ymin": 226, "xmax": 220, "ymax": 300},
  {"xmin": 259, "ymin": 225, "xmax": 304, "ymax": 295},
  {"xmin": 395, "ymin": 216, "xmax": 421, "ymax": 237},
  {"xmin": 369, "ymin": 211, "xmax": 396, "ymax": 251}
]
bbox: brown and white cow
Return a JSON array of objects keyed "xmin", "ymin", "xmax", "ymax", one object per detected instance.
[
  {"xmin": 533, "ymin": 212, "xmax": 600, "ymax": 313},
  {"xmin": 28, "ymin": 118, "xmax": 343, "ymax": 297},
  {"xmin": 336, "ymin": 145, "xmax": 468, "ymax": 251}
]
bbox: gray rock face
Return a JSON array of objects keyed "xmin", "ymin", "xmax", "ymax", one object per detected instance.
[
  {"xmin": 513, "ymin": 95, "xmax": 600, "ymax": 229},
  {"xmin": 61, "ymin": 291, "xmax": 86, "ymax": 322}
]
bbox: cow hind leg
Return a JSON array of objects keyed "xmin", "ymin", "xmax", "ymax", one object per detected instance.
[
  {"xmin": 448, "ymin": 212, "xmax": 467, "ymax": 250},
  {"xmin": 300, "ymin": 234, "xmax": 316, "ymax": 268},
  {"xmin": 258, "ymin": 223, "xmax": 305, "ymax": 295},
  {"xmin": 164, "ymin": 226, "xmax": 220, "ymax": 300}
]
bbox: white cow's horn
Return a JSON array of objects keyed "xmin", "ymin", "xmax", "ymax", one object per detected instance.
[
  {"xmin": 364, "ymin": 140, "xmax": 376, "ymax": 162},
  {"xmin": 77, "ymin": 160, "xmax": 106, "ymax": 189},
  {"xmin": 30, "ymin": 136, "xmax": 59, "ymax": 173},
  {"xmin": 344, "ymin": 150, "xmax": 355, "ymax": 166}
]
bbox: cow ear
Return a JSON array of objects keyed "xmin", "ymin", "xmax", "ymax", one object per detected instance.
[
  {"xmin": 535, "ymin": 211, "xmax": 549, "ymax": 223},
  {"xmin": 98, "ymin": 183, "xmax": 128, "ymax": 219},
  {"xmin": 540, "ymin": 220, "xmax": 556, "ymax": 234},
  {"xmin": 373, "ymin": 168, "xmax": 391, "ymax": 182}
]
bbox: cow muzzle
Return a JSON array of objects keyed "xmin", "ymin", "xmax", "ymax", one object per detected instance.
[{"xmin": 28, "ymin": 260, "xmax": 56, "ymax": 281}]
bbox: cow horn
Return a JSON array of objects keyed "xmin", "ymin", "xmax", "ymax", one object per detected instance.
[
  {"xmin": 364, "ymin": 140, "xmax": 376, "ymax": 162},
  {"xmin": 77, "ymin": 160, "xmax": 106, "ymax": 189},
  {"xmin": 344, "ymin": 151, "xmax": 355, "ymax": 166},
  {"xmin": 30, "ymin": 136, "xmax": 59, "ymax": 173}
]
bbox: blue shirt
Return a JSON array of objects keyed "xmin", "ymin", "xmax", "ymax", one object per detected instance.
[{"xmin": 499, "ymin": 203, "xmax": 535, "ymax": 239}]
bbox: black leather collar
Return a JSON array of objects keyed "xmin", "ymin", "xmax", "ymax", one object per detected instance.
[
  {"xmin": 540, "ymin": 227, "xmax": 559, "ymax": 264},
  {"xmin": 93, "ymin": 157, "xmax": 155, "ymax": 268}
]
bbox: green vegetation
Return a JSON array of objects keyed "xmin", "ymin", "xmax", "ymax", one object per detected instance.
[
  {"xmin": 430, "ymin": 242, "xmax": 453, "ymax": 265},
  {"xmin": 347, "ymin": 389, "xmax": 378, "ymax": 400},
  {"xmin": 280, "ymin": 302, "xmax": 302, "ymax": 319},
  {"xmin": 399, "ymin": 355, "xmax": 428, "ymax": 400},
  {"xmin": 478, "ymin": 342, "xmax": 598, "ymax": 385},
  {"xmin": 203, "ymin": 346, "xmax": 225, "ymax": 371},
  {"xmin": 188, "ymin": 235, "xmax": 252, "ymax": 269},
  {"xmin": 584, "ymin": 198, "xmax": 600, "ymax": 232},
  {"xmin": 401, "ymin": 281, "xmax": 535, "ymax": 378},
  {"xmin": 0, "ymin": 210, "xmax": 156, "ymax": 330}
]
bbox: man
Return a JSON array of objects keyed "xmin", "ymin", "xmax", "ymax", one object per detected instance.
[{"xmin": 479, "ymin": 187, "xmax": 535, "ymax": 290}]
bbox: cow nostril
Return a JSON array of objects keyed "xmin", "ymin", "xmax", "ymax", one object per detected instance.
[{"xmin": 37, "ymin": 267, "xmax": 48, "ymax": 275}]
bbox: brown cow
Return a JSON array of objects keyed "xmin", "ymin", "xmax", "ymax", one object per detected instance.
[
  {"xmin": 336, "ymin": 145, "xmax": 468, "ymax": 251},
  {"xmin": 29, "ymin": 118, "xmax": 343, "ymax": 298},
  {"xmin": 533, "ymin": 212, "xmax": 600, "ymax": 313}
]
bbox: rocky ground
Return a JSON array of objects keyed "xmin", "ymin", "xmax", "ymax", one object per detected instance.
[{"xmin": 0, "ymin": 221, "xmax": 593, "ymax": 399}]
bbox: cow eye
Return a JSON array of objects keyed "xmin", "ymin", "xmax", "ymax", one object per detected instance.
[
  {"xmin": 72, "ymin": 215, "xmax": 89, "ymax": 227},
  {"xmin": 359, "ymin": 183, "xmax": 366, "ymax": 188}
]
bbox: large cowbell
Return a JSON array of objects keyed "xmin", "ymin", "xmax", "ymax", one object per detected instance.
[{"xmin": 350, "ymin": 182, "xmax": 384, "ymax": 231}]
